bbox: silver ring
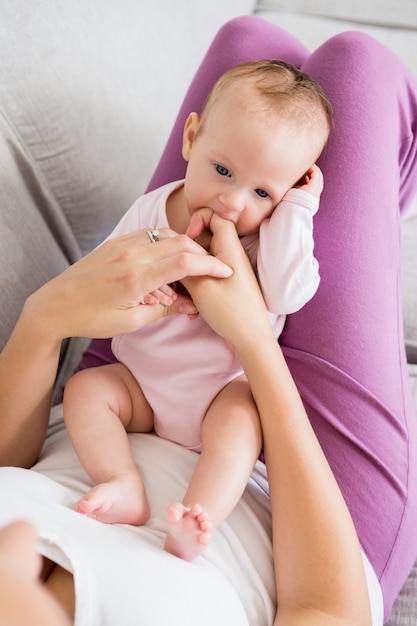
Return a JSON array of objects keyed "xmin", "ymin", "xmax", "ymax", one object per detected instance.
[{"xmin": 147, "ymin": 229, "xmax": 160, "ymax": 244}]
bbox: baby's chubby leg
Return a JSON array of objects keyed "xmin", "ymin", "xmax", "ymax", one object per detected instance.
[
  {"xmin": 63, "ymin": 363, "xmax": 154, "ymax": 525},
  {"xmin": 164, "ymin": 375, "xmax": 263, "ymax": 560}
]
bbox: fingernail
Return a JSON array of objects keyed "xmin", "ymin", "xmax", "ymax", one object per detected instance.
[
  {"xmin": 221, "ymin": 264, "xmax": 233, "ymax": 276},
  {"xmin": 179, "ymin": 303, "xmax": 197, "ymax": 314}
]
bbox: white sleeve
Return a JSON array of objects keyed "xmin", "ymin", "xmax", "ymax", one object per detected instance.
[{"xmin": 257, "ymin": 188, "xmax": 320, "ymax": 315}]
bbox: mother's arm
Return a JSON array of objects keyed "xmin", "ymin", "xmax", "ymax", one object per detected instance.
[
  {"xmin": 184, "ymin": 213, "xmax": 372, "ymax": 626},
  {"xmin": 0, "ymin": 229, "xmax": 233, "ymax": 468}
]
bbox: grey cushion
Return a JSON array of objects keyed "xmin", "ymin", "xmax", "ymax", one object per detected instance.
[
  {"xmin": 388, "ymin": 563, "xmax": 417, "ymax": 625},
  {"xmin": 402, "ymin": 217, "xmax": 417, "ymax": 363},
  {"xmin": 0, "ymin": 0, "xmax": 254, "ymax": 353},
  {"xmin": 256, "ymin": 0, "xmax": 417, "ymax": 28}
]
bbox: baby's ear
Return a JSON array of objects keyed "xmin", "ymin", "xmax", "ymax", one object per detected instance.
[
  {"xmin": 294, "ymin": 171, "xmax": 309, "ymax": 188},
  {"xmin": 182, "ymin": 112, "xmax": 200, "ymax": 161}
]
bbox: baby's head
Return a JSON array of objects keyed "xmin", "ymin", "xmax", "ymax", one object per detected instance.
[
  {"xmin": 199, "ymin": 59, "xmax": 333, "ymax": 159},
  {"xmin": 182, "ymin": 60, "xmax": 333, "ymax": 236}
]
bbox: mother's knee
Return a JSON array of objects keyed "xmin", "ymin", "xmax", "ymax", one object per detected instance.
[
  {"xmin": 315, "ymin": 30, "xmax": 399, "ymax": 77},
  {"xmin": 212, "ymin": 15, "xmax": 308, "ymax": 68}
]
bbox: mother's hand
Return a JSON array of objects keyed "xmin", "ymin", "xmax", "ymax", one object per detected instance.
[
  {"xmin": 0, "ymin": 226, "xmax": 233, "ymax": 467},
  {"xmin": 28, "ymin": 228, "xmax": 233, "ymax": 342},
  {"xmin": 184, "ymin": 211, "xmax": 274, "ymax": 352},
  {"xmin": 0, "ymin": 521, "xmax": 71, "ymax": 626}
]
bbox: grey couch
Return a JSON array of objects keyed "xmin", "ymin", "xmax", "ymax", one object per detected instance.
[{"xmin": 0, "ymin": 1, "xmax": 415, "ymax": 624}]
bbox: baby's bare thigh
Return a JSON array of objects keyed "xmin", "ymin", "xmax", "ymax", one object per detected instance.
[
  {"xmin": 106, "ymin": 362, "xmax": 154, "ymax": 433},
  {"xmin": 204, "ymin": 374, "xmax": 262, "ymax": 442}
]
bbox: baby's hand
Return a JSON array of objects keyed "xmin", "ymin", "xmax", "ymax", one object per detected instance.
[
  {"xmin": 294, "ymin": 164, "xmax": 323, "ymax": 200},
  {"xmin": 141, "ymin": 283, "xmax": 177, "ymax": 306},
  {"xmin": 141, "ymin": 284, "xmax": 199, "ymax": 320}
]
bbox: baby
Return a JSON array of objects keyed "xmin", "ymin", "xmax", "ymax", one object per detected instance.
[{"xmin": 63, "ymin": 59, "xmax": 333, "ymax": 561}]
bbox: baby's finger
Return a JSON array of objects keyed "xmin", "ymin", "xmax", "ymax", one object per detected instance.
[
  {"xmin": 157, "ymin": 283, "xmax": 178, "ymax": 299},
  {"xmin": 142, "ymin": 293, "xmax": 159, "ymax": 305},
  {"xmin": 143, "ymin": 288, "xmax": 177, "ymax": 306}
]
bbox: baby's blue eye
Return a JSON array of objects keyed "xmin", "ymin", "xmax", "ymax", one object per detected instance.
[
  {"xmin": 255, "ymin": 188, "xmax": 269, "ymax": 198},
  {"xmin": 215, "ymin": 164, "xmax": 231, "ymax": 177}
]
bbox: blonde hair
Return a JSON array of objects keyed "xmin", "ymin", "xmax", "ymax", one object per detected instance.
[{"xmin": 198, "ymin": 59, "xmax": 334, "ymax": 155}]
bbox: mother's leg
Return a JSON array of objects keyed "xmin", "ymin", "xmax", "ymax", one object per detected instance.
[{"xmin": 282, "ymin": 31, "xmax": 417, "ymax": 621}]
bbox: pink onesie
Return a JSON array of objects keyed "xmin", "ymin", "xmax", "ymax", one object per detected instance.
[{"xmin": 110, "ymin": 179, "xmax": 319, "ymax": 451}]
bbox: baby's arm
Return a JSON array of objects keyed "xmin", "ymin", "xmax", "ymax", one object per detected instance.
[{"xmin": 256, "ymin": 165, "xmax": 323, "ymax": 314}]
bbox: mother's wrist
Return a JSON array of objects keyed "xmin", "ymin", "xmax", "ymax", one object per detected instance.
[{"xmin": 22, "ymin": 289, "xmax": 67, "ymax": 349}]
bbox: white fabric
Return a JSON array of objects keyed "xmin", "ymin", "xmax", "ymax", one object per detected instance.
[
  {"xmin": 0, "ymin": 405, "xmax": 384, "ymax": 625},
  {"xmin": 2, "ymin": 406, "xmax": 275, "ymax": 626},
  {"xmin": 363, "ymin": 551, "xmax": 385, "ymax": 626}
]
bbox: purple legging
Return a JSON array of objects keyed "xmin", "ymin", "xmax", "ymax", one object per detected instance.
[{"xmin": 79, "ymin": 16, "xmax": 417, "ymax": 621}]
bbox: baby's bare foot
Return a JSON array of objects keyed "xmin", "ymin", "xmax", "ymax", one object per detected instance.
[
  {"xmin": 76, "ymin": 473, "xmax": 150, "ymax": 525},
  {"xmin": 164, "ymin": 502, "xmax": 212, "ymax": 561}
]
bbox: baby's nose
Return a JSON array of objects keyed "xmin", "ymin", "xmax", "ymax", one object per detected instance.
[{"xmin": 219, "ymin": 190, "xmax": 246, "ymax": 214}]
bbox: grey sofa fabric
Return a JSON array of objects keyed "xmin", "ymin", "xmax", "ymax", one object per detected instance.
[
  {"xmin": 0, "ymin": 4, "xmax": 138, "ymax": 350},
  {"xmin": 403, "ymin": 217, "xmax": 417, "ymax": 364},
  {"xmin": 387, "ymin": 550, "xmax": 417, "ymax": 626},
  {"xmin": 0, "ymin": 0, "xmax": 254, "ymax": 379},
  {"xmin": 0, "ymin": 0, "xmax": 256, "ymax": 345}
]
